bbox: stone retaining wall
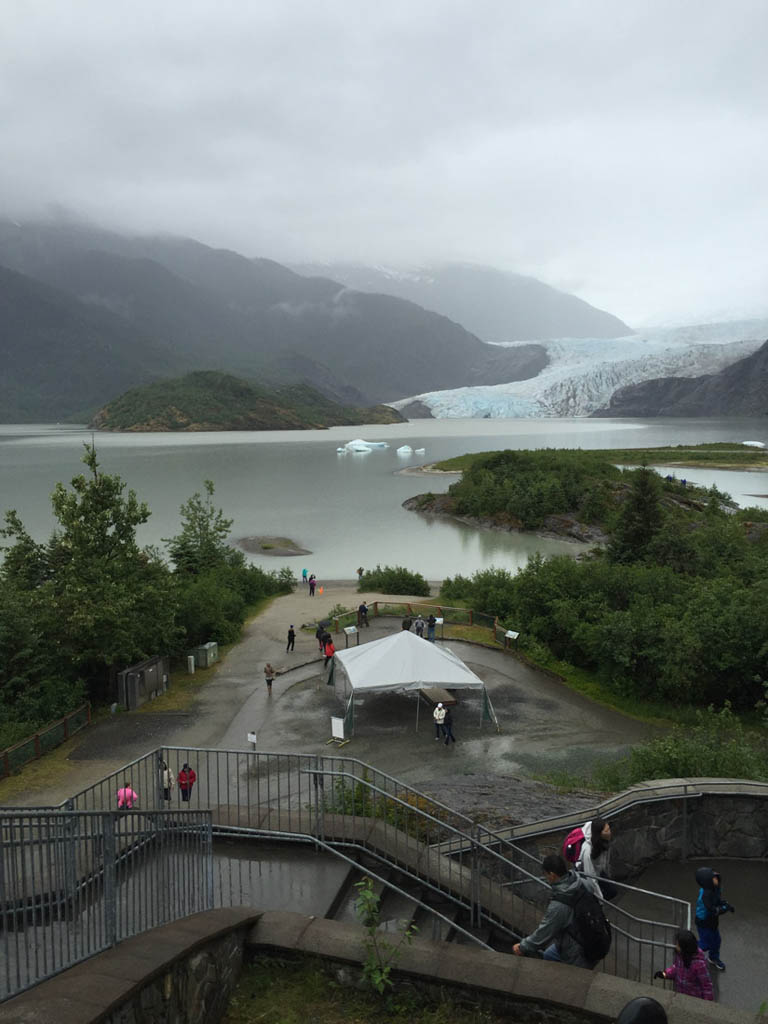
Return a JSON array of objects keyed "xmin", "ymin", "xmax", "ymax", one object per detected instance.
[
  {"xmin": 0, "ymin": 909, "xmax": 760, "ymax": 1024},
  {"xmin": 510, "ymin": 791, "xmax": 768, "ymax": 880}
]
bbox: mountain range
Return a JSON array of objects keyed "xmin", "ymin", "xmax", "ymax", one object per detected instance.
[
  {"xmin": 0, "ymin": 219, "xmax": 627, "ymax": 422},
  {"xmin": 292, "ymin": 261, "xmax": 632, "ymax": 342}
]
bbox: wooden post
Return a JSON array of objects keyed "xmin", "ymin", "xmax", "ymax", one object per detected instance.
[
  {"xmin": 63, "ymin": 713, "xmax": 69, "ymax": 740},
  {"xmin": 34, "ymin": 733, "xmax": 41, "ymax": 759},
  {"xmin": 469, "ymin": 609, "xmax": 473, "ymax": 626}
]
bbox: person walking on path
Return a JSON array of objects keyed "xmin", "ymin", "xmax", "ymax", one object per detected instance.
[
  {"xmin": 178, "ymin": 763, "xmax": 197, "ymax": 802},
  {"xmin": 578, "ymin": 817, "xmax": 617, "ymax": 901},
  {"xmin": 308, "ymin": 574, "xmax": 316, "ymax": 596},
  {"xmin": 323, "ymin": 637, "xmax": 336, "ymax": 668},
  {"xmin": 512, "ymin": 854, "xmax": 605, "ymax": 969},
  {"xmin": 433, "ymin": 702, "xmax": 446, "ymax": 740},
  {"xmin": 694, "ymin": 866, "xmax": 734, "ymax": 970},
  {"xmin": 414, "ymin": 615, "xmax": 425, "ymax": 637},
  {"xmin": 356, "ymin": 566, "xmax": 364, "ymax": 581},
  {"xmin": 654, "ymin": 929, "xmax": 714, "ymax": 1000},
  {"xmin": 443, "ymin": 707, "xmax": 456, "ymax": 745},
  {"xmin": 117, "ymin": 783, "xmax": 138, "ymax": 809},
  {"xmin": 358, "ymin": 601, "xmax": 369, "ymax": 627},
  {"xmin": 286, "ymin": 625, "xmax": 296, "ymax": 652},
  {"xmin": 159, "ymin": 760, "xmax": 174, "ymax": 802},
  {"xmin": 315, "ymin": 623, "xmax": 326, "ymax": 650},
  {"xmin": 302, "ymin": 568, "xmax": 308, "ymax": 585},
  {"xmin": 427, "ymin": 614, "xmax": 437, "ymax": 642},
  {"xmin": 264, "ymin": 662, "xmax": 278, "ymax": 695}
]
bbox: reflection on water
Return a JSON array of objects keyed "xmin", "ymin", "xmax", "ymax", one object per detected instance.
[{"xmin": 2, "ymin": 418, "xmax": 767, "ymax": 578}]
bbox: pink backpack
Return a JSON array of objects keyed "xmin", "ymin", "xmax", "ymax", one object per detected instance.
[{"xmin": 562, "ymin": 826, "xmax": 585, "ymax": 864}]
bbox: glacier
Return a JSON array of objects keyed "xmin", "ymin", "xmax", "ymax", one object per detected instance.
[{"xmin": 391, "ymin": 319, "xmax": 768, "ymax": 418}]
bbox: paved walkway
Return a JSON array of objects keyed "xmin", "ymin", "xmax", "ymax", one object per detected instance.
[{"xmin": 0, "ymin": 581, "xmax": 652, "ymax": 812}]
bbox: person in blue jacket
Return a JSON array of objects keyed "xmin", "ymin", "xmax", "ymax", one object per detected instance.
[{"xmin": 694, "ymin": 866, "xmax": 735, "ymax": 971}]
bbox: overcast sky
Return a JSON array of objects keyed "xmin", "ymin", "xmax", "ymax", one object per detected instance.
[{"xmin": 2, "ymin": 0, "xmax": 767, "ymax": 325}]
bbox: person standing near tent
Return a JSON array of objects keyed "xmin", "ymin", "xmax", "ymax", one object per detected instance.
[
  {"xmin": 315, "ymin": 623, "xmax": 326, "ymax": 650},
  {"xmin": 324, "ymin": 637, "xmax": 336, "ymax": 668},
  {"xmin": 414, "ymin": 615, "xmax": 425, "ymax": 637},
  {"xmin": 427, "ymin": 614, "xmax": 437, "ymax": 642},
  {"xmin": 443, "ymin": 707, "xmax": 456, "ymax": 745},
  {"xmin": 178, "ymin": 763, "xmax": 197, "ymax": 802},
  {"xmin": 433, "ymin": 702, "xmax": 446, "ymax": 740}
]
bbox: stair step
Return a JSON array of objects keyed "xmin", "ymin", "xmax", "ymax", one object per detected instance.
[{"xmin": 331, "ymin": 868, "xmax": 389, "ymax": 924}]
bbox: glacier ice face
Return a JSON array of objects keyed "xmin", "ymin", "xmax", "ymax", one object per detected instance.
[{"xmin": 390, "ymin": 319, "xmax": 768, "ymax": 418}]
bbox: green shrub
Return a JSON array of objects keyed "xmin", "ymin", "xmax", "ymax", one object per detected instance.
[
  {"xmin": 359, "ymin": 565, "xmax": 430, "ymax": 596},
  {"xmin": 594, "ymin": 704, "xmax": 768, "ymax": 789}
]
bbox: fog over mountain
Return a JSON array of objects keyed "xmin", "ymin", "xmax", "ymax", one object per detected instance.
[
  {"xmin": 292, "ymin": 263, "xmax": 631, "ymax": 342},
  {"xmin": 1, "ymin": 3, "xmax": 767, "ymax": 326}
]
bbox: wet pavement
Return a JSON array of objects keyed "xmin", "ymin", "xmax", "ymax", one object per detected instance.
[{"xmin": 632, "ymin": 858, "xmax": 768, "ymax": 1014}]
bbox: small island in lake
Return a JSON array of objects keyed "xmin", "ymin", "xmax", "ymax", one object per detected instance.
[
  {"xmin": 403, "ymin": 444, "xmax": 767, "ymax": 544},
  {"xmin": 89, "ymin": 371, "xmax": 405, "ymax": 431},
  {"xmin": 236, "ymin": 536, "xmax": 310, "ymax": 557}
]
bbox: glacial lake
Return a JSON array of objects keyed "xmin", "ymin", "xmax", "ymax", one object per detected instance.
[{"xmin": 1, "ymin": 417, "xmax": 767, "ymax": 581}]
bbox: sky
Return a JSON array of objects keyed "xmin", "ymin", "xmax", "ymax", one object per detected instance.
[{"xmin": 2, "ymin": 0, "xmax": 767, "ymax": 326}]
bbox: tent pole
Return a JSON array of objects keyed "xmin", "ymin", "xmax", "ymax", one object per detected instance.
[{"xmin": 416, "ymin": 691, "xmax": 420, "ymax": 732}]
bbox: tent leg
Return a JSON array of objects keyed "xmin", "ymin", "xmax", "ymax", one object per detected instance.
[{"xmin": 416, "ymin": 692, "xmax": 420, "ymax": 732}]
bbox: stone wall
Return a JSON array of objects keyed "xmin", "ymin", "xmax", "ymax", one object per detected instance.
[
  {"xmin": 3, "ymin": 908, "xmax": 758, "ymax": 1024},
  {"xmin": 511, "ymin": 790, "xmax": 768, "ymax": 881}
]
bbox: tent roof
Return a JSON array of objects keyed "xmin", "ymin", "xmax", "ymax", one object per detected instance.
[{"xmin": 334, "ymin": 630, "xmax": 484, "ymax": 693}]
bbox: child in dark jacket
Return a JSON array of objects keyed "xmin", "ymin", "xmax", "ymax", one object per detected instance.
[
  {"xmin": 694, "ymin": 866, "xmax": 734, "ymax": 971},
  {"xmin": 655, "ymin": 929, "xmax": 714, "ymax": 1000}
]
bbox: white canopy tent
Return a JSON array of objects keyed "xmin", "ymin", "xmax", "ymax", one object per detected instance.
[{"xmin": 329, "ymin": 630, "xmax": 497, "ymax": 735}]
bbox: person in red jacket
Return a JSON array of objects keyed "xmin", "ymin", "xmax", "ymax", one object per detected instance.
[
  {"xmin": 324, "ymin": 637, "xmax": 336, "ymax": 668},
  {"xmin": 178, "ymin": 763, "xmax": 197, "ymax": 802}
]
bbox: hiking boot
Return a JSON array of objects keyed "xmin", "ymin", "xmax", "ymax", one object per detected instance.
[{"xmin": 708, "ymin": 955, "xmax": 725, "ymax": 971}]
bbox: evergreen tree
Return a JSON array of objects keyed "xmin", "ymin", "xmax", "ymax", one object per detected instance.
[{"xmin": 608, "ymin": 467, "xmax": 664, "ymax": 563}]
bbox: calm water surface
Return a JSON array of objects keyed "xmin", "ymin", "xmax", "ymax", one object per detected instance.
[{"xmin": 1, "ymin": 418, "xmax": 767, "ymax": 580}]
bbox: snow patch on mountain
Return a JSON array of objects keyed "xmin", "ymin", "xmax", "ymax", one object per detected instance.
[{"xmin": 391, "ymin": 320, "xmax": 768, "ymax": 418}]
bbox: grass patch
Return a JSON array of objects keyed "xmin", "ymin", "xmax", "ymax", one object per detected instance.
[
  {"xmin": 223, "ymin": 957, "xmax": 506, "ymax": 1024},
  {"xmin": 444, "ymin": 623, "xmax": 503, "ymax": 646}
]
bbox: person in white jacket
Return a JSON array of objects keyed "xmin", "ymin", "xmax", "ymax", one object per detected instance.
[
  {"xmin": 578, "ymin": 817, "xmax": 617, "ymax": 901},
  {"xmin": 433, "ymin": 702, "xmax": 446, "ymax": 740}
]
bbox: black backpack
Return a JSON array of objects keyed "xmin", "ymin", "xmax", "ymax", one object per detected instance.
[{"xmin": 554, "ymin": 886, "xmax": 612, "ymax": 964}]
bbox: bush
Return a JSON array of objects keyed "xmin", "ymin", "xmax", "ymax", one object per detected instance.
[
  {"xmin": 359, "ymin": 565, "xmax": 430, "ymax": 597},
  {"xmin": 593, "ymin": 704, "xmax": 768, "ymax": 790}
]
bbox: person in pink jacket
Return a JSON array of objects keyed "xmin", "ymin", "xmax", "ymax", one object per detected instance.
[
  {"xmin": 654, "ymin": 929, "xmax": 714, "ymax": 1000},
  {"xmin": 116, "ymin": 784, "xmax": 138, "ymax": 809}
]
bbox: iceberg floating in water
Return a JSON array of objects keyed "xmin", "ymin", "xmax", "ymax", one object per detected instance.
[
  {"xmin": 741, "ymin": 440, "xmax": 765, "ymax": 448},
  {"xmin": 396, "ymin": 445, "xmax": 413, "ymax": 455},
  {"xmin": 344, "ymin": 438, "xmax": 389, "ymax": 451},
  {"xmin": 414, "ymin": 447, "xmax": 426, "ymax": 454}
]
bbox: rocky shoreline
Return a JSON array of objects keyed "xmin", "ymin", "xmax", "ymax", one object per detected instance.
[{"xmin": 402, "ymin": 493, "xmax": 608, "ymax": 546}]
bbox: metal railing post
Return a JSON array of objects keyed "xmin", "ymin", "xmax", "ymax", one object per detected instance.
[
  {"xmin": 681, "ymin": 787, "xmax": 688, "ymax": 862},
  {"xmin": 102, "ymin": 814, "xmax": 117, "ymax": 947}
]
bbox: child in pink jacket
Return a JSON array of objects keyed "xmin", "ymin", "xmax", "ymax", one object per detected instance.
[{"xmin": 655, "ymin": 929, "xmax": 714, "ymax": 1000}]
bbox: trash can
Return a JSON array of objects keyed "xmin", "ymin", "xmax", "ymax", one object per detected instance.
[{"xmin": 194, "ymin": 642, "xmax": 219, "ymax": 668}]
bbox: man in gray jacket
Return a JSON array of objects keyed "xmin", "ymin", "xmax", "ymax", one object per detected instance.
[{"xmin": 512, "ymin": 853, "xmax": 594, "ymax": 968}]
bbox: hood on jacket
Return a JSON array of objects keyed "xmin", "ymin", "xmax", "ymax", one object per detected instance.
[
  {"xmin": 552, "ymin": 869, "xmax": 585, "ymax": 898},
  {"xmin": 695, "ymin": 866, "xmax": 720, "ymax": 889},
  {"xmin": 582, "ymin": 820, "xmax": 593, "ymax": 842}
]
